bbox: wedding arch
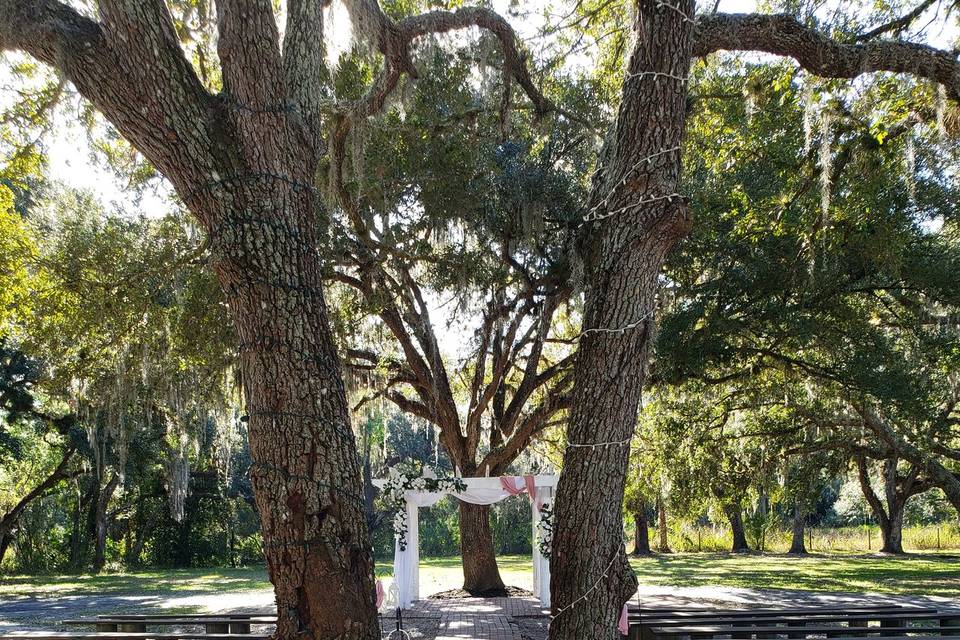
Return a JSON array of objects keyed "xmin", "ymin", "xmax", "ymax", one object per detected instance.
[{"xmin": 373, "ymin": 473, "xmax": 558, "ymax": 608}]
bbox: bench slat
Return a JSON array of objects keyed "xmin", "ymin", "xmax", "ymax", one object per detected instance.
[
  {"xmin": 634, "ymin": 607, "xmax": 918, "ymax": 611},
  {"xmin": 632, "ymin": 607, "xmax": 927, "ymax": 616},
  {"xmin": 95, "ymin": 616, "xmax": 272, "ymax": 620},
  {"xmin": 634, "ymin": 613, "xmax": 960, "ymax": 627},
  {"xmin": 648, "ymin": 625, "xmax": 960, "ymax": 635},
  {"xmin": 0, "ymin": 634, "xmax": 271, "ymax": 640},
  {"xmin": 631, "ymin": 609, "xmax": 939, "ymax": 620},
  {"xmin": 63, "ymin": 620, "xmax": 273, "ymax": 626}
]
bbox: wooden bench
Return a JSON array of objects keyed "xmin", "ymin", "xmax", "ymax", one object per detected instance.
[
  {"xmin": 645, "ymin": 624, "xmax": 960, "ymax": 639},
  {"xmin": 628, "ymin": 609, "xmax": 960, "ymax": 640},
  {"xmin": 63, "ymin": 619, "xmax": 274, "ymax": 634},
  {"xmin": 633, "ymin": 612, "xmax": 959, "ymax": 626},
  {"xmin": 0, "ymin": 634, "xmax": 271, "ymax": 640},
  {"xmin": 630, "ymin": 607, "xmax": 935, "ymax": 619},
  {"xmin": 631, "ymin": 606, "xmax": 924, "ymax": 613},
  {"xmin": 95, "ymin": 615, "xmax": 273, "ymax": 620}
]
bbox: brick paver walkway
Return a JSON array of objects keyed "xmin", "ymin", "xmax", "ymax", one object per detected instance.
[{"xmin": 382, "ymin": 597, "xmax": 548, "ymax": 640}]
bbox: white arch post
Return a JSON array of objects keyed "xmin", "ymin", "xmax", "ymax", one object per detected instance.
[{"xmin": 373, "ymin": 475, "xmax": 557, "ymax": 609}]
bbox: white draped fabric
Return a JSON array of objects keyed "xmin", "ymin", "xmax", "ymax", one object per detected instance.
[{"xmin": 374, "ymin": 475, "xmax": 557, "ymax": 609}]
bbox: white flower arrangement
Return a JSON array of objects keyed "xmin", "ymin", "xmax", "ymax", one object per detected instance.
[
  {"xmin": 537, "ymin": 502, "xmax": 554, "ymax": 559},
  {"xmin": 381, "ymin": 466, "xmax": 465, "ymax": 550}
]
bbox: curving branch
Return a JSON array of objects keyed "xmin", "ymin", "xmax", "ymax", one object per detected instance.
[
  {"xmin": 0, "ymin": 1, "xmax": 101, "ymax": 68},
  {"xmin": 694, "ymin": 12, "xmax": 960, "ymax": 98},
  {"xmin": 854, "ymin": 401, "xmax": 960, "ymax": 518},
  {"xmin": 328, "ymin": 0, "xmax": 566, "ymax": 199},
  {"xmin": 399, "ymin": 8, "xmax": 553, "ymax": 117},
  {"xmin": 856, "ymin": 0, "xmax": 940, "ymax": 41}
]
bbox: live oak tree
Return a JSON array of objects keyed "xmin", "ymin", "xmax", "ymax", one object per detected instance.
[
  {"xmin": 547, "ymin": 2, "xmax": 960, "ymax": 636},
  {"xmin": 0, "ymin": 0, "xmax": 566, "ymax": 636},
  {"xmin": 5, "ymin": 2, "xmax": 960, "ymax": 639},
  {"xmin": 329, "ymin": 58, "xmax": 585, "ymax": 592},
  {"xmin": 854, "ymin": 454, "xmax": 934, "ymax": 554},
  {"xmin": 652, "ymin": 48, "xmax": 960, "ymax": 556}
]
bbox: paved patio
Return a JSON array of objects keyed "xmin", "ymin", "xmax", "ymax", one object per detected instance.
[{"xmin": 381, "ymin": 597, "xmax": 548, "ymax": 639}]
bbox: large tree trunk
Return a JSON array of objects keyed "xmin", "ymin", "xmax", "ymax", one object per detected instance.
[
  {"xmin": 725, "ymin": 504, "xmax": 750, "ymax": 553},
  {"xmin": 880, "ymin": 459, "xmax": 906, "ymax": 554},
  {"xmin": 0, "ymin": 447, "xmax": 76, "ymax": 566},
  {"xmin": 856, "ymin": 455, "xmax": 908, "ymax": 555},
  {"xmin": 92, "ymin": 471, "xmax": 121, "ymax": 574},
  {"xmin": 655, "ymin": 494, "xmax": 672, "ymax": 554},
  {"xmin": 458, "ymin": 501, "xmax": 506, "ymax": 595},
  {"xmin": 788, "ymin": 499, "xmax": 807, "ymax": 555},
  {"xmin": 633, "ymin": 507, "xmax": 651, "ymax": 556},
  {"xmin": 0, "ymin": 532, "xmax": 10, "ymax": 566},
  {"xmin": 206, "ymin": 189, "xmax": 378, "ymax": 637},
  {"xmin": 69, "ymin": 477, "xmax": 94, "ymax": 572},
  {"xmin": 879, "ymin": 507, "xmax": 905, "ymax": 554},
  {"xmin": 548, "ymin": 1, "xmax": 694, "ymax": 636},
  {"xmin": 0, "ymin": 1, "xmax": 380, "ymax": 633}
]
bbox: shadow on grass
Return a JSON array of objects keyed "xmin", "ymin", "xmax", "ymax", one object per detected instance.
[{"xmin": 0, "ymin": 567, "xmax": 271, "ymax": 598}]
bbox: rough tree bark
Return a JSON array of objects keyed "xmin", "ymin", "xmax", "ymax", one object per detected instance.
[
  {"xmin": 0, "ymin": 1, "xmax": 379, "ymax": 635},
  {"xmin": 547, "ymin": 0, "xmax": 694, "ymax": 636},
  {"xmin": 788, "ymin": 498, "xmax": 807, "ymax": 555},
  {"xmin": 459, "ymin": 502, "xmax": 506, "ymax": 594}
]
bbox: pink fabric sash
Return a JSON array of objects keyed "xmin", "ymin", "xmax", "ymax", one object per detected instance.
[
  {"xmin": 499, "ymin": 476, "xmax": 525, "ymax": 495},
  {"xmin": 375, "ymin": 579, "xmax": 385, "ymax": 608},
  {"xmin": 618, "ymin": 603, "xmax": 629, "ymax": 635},
  {"xmin": 524, "ymin": 475, "xmax": 539, "ymax": 510},
  {"xmin": 498, "ymin": 475, "xmax": 541, "ymax": 512}
]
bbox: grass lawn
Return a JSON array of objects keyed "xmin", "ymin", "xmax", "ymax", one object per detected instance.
[
  {"xmin": 628, "ymin": 552, "xmax": 960, "ymax": 598},
  {"xmin": 0, "ymin": 567, "xmax": 273, "ymax": 598},
  {"xmin": 1, "ymin": 552, "xmax": 957, "ymax": 599}
]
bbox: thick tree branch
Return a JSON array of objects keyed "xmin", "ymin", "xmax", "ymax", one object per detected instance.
[
  {"xmin": 283, "ymin": 0, "xmax": 332, "ymax": 156},
  {"xmin": 0, "ymin": 1, "xmax": 99, "ymax": 68},
  {"xmin": 0, "ymin": 445, "xmax": 78, "ymax": 543},
  {"xmin": 500, "ymin": 298, "xmax": 565, "ymax": 436},
  {"xmin": 694, "ymin": 13, "xmax": 960, "ymax": 98},
  {"xmin": 216, "ymin": 0, "xmax": 283, "ymax": 102},
  {"xmin": 854, "ymin": 401, "xmax": 960, "ymax": 517},
  {"xmin": 484, "ymin": 387, "xmax": 572, "ymax": 475}
]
